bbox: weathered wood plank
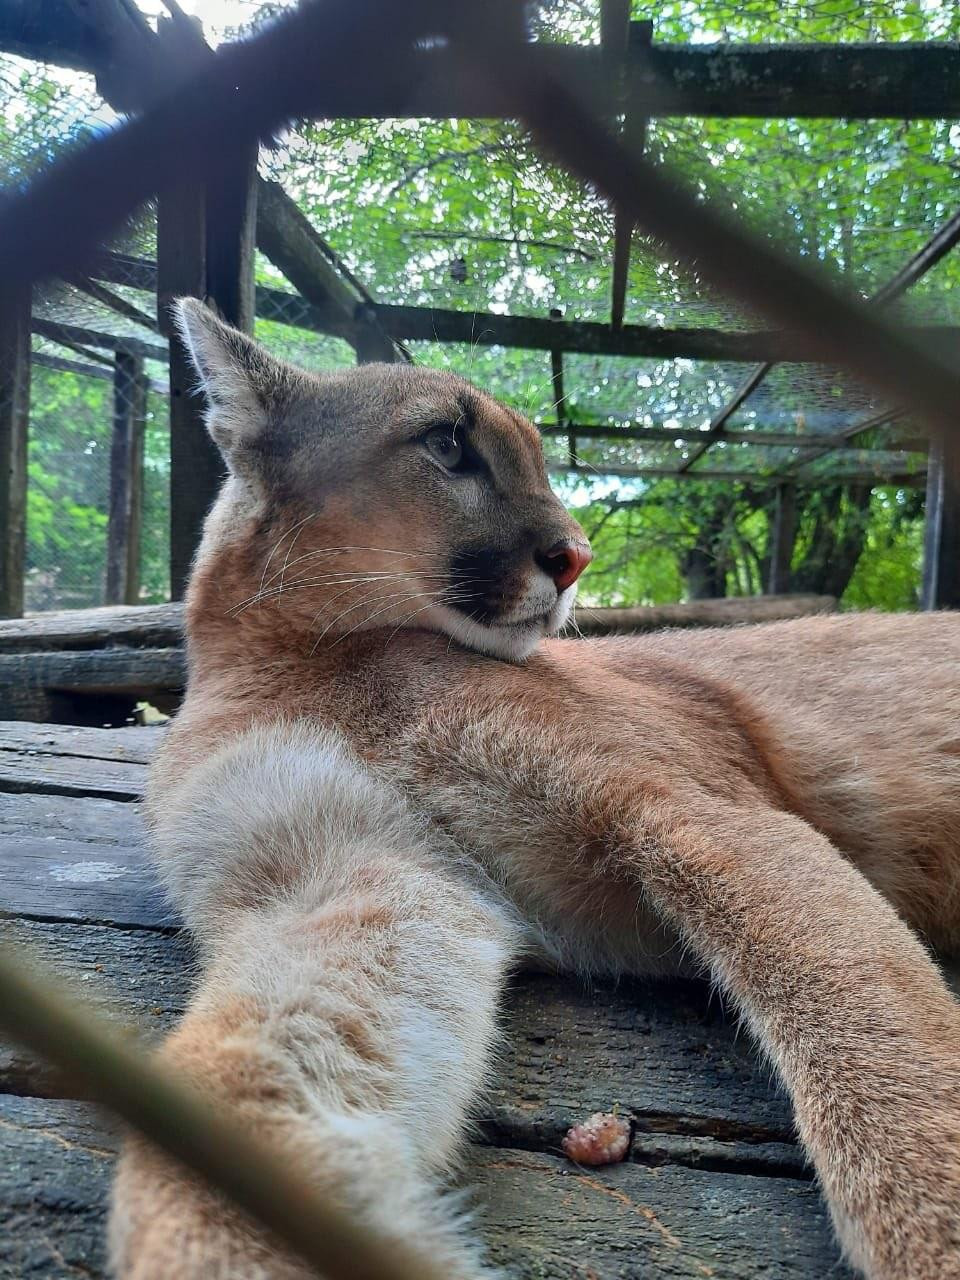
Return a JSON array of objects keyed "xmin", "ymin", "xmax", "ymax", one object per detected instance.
[
  {"xmin": 0, "ymin": 920, "xmax": 191, "ymax": 1094},
  {"xmin": 0, "ymin": 794, "xmax": 168, "ymax": 929},
  {"xmin": 0, "ymin": 915, "xmax": 801, "ymax": 1145},
  {"xmin": 470, "ymin": 1147, "xmax": 850, "ymax": 1279},
  {"xmin": 0, "ymin": 722, "xmax": 164, "ymax": 763},
  {"xmin": 0, "ymin": 604, "xmax": 183, "ymax": 653},
  {"xmin": 0, "ymin": 746, "xmax": 146, "ymax": 801},
  {"xmin": 0, "ymin": 1096, "xmax": 116, "ymax": 1280},
  {"xmin": 487, "ymin": 974, "xmax": 794, "ymax": 1145},
  {"xmin": 0, "ymin": 1098, "xmax": 845, "ymax": 1280}
]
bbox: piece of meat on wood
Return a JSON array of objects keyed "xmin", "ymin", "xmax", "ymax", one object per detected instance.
[{"xmin": 561, "ymin": 1111, "xmax": 631, "ymax": 1166}]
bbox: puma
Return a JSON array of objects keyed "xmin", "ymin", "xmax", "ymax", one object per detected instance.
[{"xmin": 110, "ymin": 298, "xmax": 960, "ymax": 1280}]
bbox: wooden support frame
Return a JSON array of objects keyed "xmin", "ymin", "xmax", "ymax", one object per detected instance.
[
  {"xmin": 921, "ymin": 436, "xmax": 960, "ymax": 609},
  {"xmin": 9, "ymin": 12, "xmax": 960, "ymax": 120},
  {"xmin": 766, "ymin": 483, "xmax": 797, "ymax": 595},
  {"xmin": 604, "ymin": 14, "xmax": 652, "ymax": 331},
  {"xmin": 105, "ymin": 352, "xmax": 146, "ymax": 606},
  {"xmin": 155, "ymin": 10, "xmax": 257, "ymax": 601},
  {"xmin": 0, "ymin": 288, "xmax": 30, "ymax": 618}
]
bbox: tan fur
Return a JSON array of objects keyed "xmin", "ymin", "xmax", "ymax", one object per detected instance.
[{"xmin": 110, "ymin": 300, "xmax": 960, "ymax": 1280}]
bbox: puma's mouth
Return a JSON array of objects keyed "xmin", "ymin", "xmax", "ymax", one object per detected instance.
[{"xmin": 429, "ymin": 587, "xmax": 575, "ymax": 661}]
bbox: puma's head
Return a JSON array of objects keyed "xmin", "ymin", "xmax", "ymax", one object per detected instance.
[{"xmin": 177, "ymin": 298, "xmax": 591, "ymax": 662}]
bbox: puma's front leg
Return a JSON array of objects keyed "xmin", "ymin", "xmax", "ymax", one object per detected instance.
[
  {"xmin": 631, "ymin": 798, "xmax": 960, "ymax": 1280},
  {"xmin": 110, "ymin": 861, "xmax": 514, "ymax": 1280},
  {"xmin": 111, "ymin": 725, "xmax": 518, "ymax": 1279}
]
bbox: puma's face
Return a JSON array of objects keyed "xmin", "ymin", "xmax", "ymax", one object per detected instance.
[{"xmin": 177, "ymin": 299, "xmax": 591, "ymax": 661}]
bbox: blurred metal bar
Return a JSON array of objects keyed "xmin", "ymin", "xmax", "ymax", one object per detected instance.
[
  {"xmin": 445, "ymin": 20, "xmax": 960, "ymax": 441},
  {"xmin": 0, "ymin": 942, "xmax": 449, "ymax": 1280}
]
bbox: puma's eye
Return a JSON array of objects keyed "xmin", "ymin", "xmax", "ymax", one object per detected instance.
[{"xmin": 423, "ymin": 427, "xmax": 463, "ymax": 470}]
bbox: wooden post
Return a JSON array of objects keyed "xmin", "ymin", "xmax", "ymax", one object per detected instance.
[
  {"xmin": 158, "ymin": 139, "xmax": 257, "ymax": 599},
  {"xmin": 0, "ymin": 287, "xmax": 30, "ymax": 618},
  {"xmin": 921, "ymin": 436, "xmax": 960, "ymax": 609},
  {"xmin": 105, "ymin": 353, "xmax": 146, "ymax": 606},
  {"xmin": 548, "ymin": 308, "xmax": 574, "ymax": 467},
  {"xmin": 767, "ymin": 482, "xmax": 796, "ymax": 595},
  {"xmin": 154, "ymin": 13, "xmax": 257, "ymax": 600},
  {"xmin": 206, "ymin": 142, "xmax": 258, "ymax": 332},
  {"xmin": 158, "ymin": 173, "xmax": 210, "ymax": 601}
]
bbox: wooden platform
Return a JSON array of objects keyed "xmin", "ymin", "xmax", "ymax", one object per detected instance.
[{"xmin": 0, "ymin": 720, "xmax": 879, "ymax": 1278}]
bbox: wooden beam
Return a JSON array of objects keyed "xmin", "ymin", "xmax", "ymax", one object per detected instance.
[
  {"xmin": 0, "ymin": 288, "xmax": 30, "ymax": 619},
  {"xmin": 549, "ymin": 463, "xmax": 925, "ymax": 487},
  {"xmin": 90, "ymin": 256, "xmax": 960, "ymax": 367},
  {"xmin": 105, "ymin": 353, "xmax": 146, "ymax": 606},
  {"xmin": 255, "ymin": 181, "xmax": 397, "ymax": 361},
  {"xmin": 8, "ymin": 12, "xmax": 960, "ymax": 120},
  {"xmin": 766, "ymin": 483, "xmax": 796, "ymax": 595},
  {"xmin": 207, "ymin": 144, "xmax": 258, "ymax": 333},
  {"xmin": 538, "ymin": 422, "xmax": 924, "ymax": 450},
  {"xmin": 576, "ymin": 593, "xmax": 835, "ymax": 634},
  {"xmin": 921, "ymin": 436, "xmax": 960, "ymax": 609},
  {"xmin": 32, "ymin": 318, "xmax": 167, "ymax": 363}
]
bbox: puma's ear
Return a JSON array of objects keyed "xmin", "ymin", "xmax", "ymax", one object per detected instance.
[{"xmin": 173, "ymin": 297, "xmax": 299, "ymax": 479}]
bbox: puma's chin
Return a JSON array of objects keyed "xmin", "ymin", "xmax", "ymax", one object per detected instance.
[{"xmin": 428, "ymin": 590, "xmax": 576, "ymax": 662}]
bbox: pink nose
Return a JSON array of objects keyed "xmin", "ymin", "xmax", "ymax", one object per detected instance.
[{"xmin": 537, "ymin": 540, "xmax": 593, "ymax": 592}]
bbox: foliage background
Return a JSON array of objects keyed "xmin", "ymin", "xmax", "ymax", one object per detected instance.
[{"xmin": 2, "ymin": 0, "xmax": 955, "ymax": 610}]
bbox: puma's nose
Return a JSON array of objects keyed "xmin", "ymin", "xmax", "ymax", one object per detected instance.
[{"xmin": 536, "ymin": 540, "xmax": 593, "ymax": 592}]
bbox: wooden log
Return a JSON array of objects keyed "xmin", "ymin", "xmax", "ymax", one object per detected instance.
[
  {"xmin": 0, "ymin": 602, "xmax": 183, "ymax": 652},
  {"xmin": 767, "ymin": 483, "xmax": 797, "ymax": 595},
  {"xmin": 921, "ymin": 435, "xmax": 960, "ymax": 609},
  {"xmin": 574, "ymin": 594, "xmax": 835, "ymax": 634},
  {"xmin": 105, "ymin": 353, "xmax": 146, "ymax": 606},
  {"xmin": 0, "ymin": 286, "xmax": 30, "ymax": 619},
  {"xmin": 0, "ymin": 648, "xmax": 185, "ymax": 723},
  {"xmin": 0, "ymin": 595, "xmax": 839, "ymax": 664}
]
